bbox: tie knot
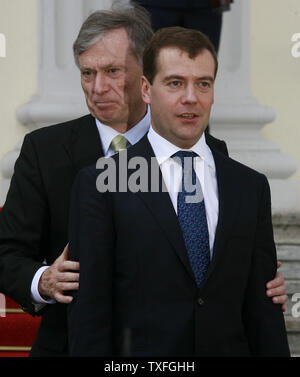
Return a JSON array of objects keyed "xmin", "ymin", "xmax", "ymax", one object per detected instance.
[
  {"xmin": 172, "ymin": 151, "xmax": 198, "ymax": 166},
  {"xmin": 110, "ymin": 135, "xmax": 130, "ymax": 154}
]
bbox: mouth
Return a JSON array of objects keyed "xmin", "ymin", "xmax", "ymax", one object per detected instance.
[
  {"xmin": 178, "ymin": 113, "xmax": 198, "ymax": 120},
  {"xmin": 94, "ymin": 101, "xmax": 118, "ymax": 109},
  {"xmin": 95, "ymin": 101, "xmax": 115, "ymax": 105}
]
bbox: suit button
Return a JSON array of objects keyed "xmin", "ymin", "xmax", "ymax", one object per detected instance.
[{"xmin": 197, "ymin": 298, "xmax": 204, "ymax": 306}]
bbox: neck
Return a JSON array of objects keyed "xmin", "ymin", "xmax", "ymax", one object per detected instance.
[
  {"xmin": 105, "ymin": 104, "xmax": 147, "ymax": 134},
  {"xmin": 126, "ymin": 103, "xmax": 148, "ymax": 131}
]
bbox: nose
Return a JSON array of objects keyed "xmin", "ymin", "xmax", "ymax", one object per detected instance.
[
  {"xmin": 181, "ymin": 84, "xmax": 197, "ymax": 104},
  {"xmin": 93, "ymin": 73, "xmax": 109, "ymax": 95}
]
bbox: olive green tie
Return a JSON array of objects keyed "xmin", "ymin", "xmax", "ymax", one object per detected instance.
[{"xmin": 110, "ymin": 135, "xmax": 130, "ymax": 154}]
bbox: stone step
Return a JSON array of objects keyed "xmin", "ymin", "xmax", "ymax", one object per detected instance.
[
  {"xmin": 285, "ymin": 316, "xmax": 300, "ymax": 356},
  {"xmin": 276, "ymin": 244, "xmax": 300, "ymax": 281},
  {"xmin": 282, "ymin": 280, "xmax": 300, "ymax": 295},
  {"xmin": 285, "ymin": 316, "xmax": 300, "ymax": 332},
  {"xmin": 271, "ymin": 215, "xmax": 300, "ymax": 356},
  {"xmin": 276, "ymin": 245, "xmax": 300, "ymax": 318},
  {"xmin": 277, "ymin": 244, "xmax": 300, "ymax": 260}
]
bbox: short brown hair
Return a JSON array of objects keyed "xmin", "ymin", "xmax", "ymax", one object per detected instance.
[{"xmin": 143, "ymin": 26, "xmax": 218, "ymax": 84}]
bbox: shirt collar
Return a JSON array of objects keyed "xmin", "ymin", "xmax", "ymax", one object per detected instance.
[
  {"xmin": 95, "ymin": 106, "xmax": 151, "ymax": 156},
  {"xmin": 147, "ymin": 125, "xmax": 215, "ymax": 170}
]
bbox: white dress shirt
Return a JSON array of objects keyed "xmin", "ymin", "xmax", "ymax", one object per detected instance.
[
  {"xmin": 96, "ymin": 107, "xmax": 151, "ymax": 157},
  {"xmin": 147, "ymin": 126, "xmax": 219, "ymax": 256},
  {"xmin": 30, "ymin": 107, "xmax": 151, "ymax": 305}
]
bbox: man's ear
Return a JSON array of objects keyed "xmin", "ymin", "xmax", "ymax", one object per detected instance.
[{"xmin": 140, "ymin": 76, "xmax": 151, "ymax": 105}]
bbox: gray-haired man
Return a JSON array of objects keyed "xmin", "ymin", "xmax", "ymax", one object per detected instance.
[{"xmin": 0, "ymin": 3, "xmax": 287, "ymax": 357}]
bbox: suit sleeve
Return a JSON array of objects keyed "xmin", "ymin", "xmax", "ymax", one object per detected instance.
[
  {"xmin": 242, "ymin": 175, "xmax": 290, "ymax": 356},
  {"xmin": 0, "ymin": 134, "xmax": 48, "ymax": 315},
  {"xmin": 67, "ymin": 166, "xmax": 115, "ymax": 356}
]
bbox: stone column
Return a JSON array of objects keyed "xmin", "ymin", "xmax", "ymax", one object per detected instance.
[
  {"xmin": 210, "ymin": 0, "xmax": 298, "ymax": 215},
  {"xmin": 0, "ymin": 0, "xmax": 113, "ymax": 205}
]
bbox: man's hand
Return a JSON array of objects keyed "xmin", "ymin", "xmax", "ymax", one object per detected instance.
[
  {"xmin": 38, "ymin": 244, "xmax": 80, "ymax": 304},
  {"xmin": 266, "ymin": 261, "xmax": 288, "ymax": 312}
]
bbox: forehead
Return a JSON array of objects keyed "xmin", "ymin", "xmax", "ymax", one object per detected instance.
[
  {"xmin": 155, "ymin": 47, "xmax": 215, "ymax": 78},
  {"xmin": 78, "ymin": 28, "xmax": 137, "ymax": 68}
]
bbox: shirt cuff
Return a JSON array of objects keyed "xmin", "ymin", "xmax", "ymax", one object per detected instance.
[{"xmin": 31, "ymin": 265, "xmax": 56, "ymax": 305}]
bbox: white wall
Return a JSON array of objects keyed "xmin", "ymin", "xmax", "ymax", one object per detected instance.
[
  {"xmin": 250, "ymin": 0, "xmax": 300, "ymax": 206},
  {"xmin": 0, "ymin": 0, "xmax": 37, "ymax": 158}
]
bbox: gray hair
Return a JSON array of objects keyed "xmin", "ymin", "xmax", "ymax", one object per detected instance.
[{"xmin": 73, "ymin": 2, "xmax": 153, "ymax": 67}]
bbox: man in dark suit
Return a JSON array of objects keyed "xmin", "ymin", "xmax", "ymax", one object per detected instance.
[
  {"xmin": 134, "ymin": 0, "xmax": 234, "ymax": 52},
  {"xmin": 0, "ymin": 5, "xmax": 287, "ymax": 357},
  {"xmin": 0, "ymin": 5, "xmax": 154, "ymax": 357},
  {"xmin": 67, "ymin": 27, "xmax": 290, "ymax": 356}
]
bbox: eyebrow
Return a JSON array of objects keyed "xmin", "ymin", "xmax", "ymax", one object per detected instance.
[{"xmin": 162, "ymin": 75, "xmax": 214, "ymax": 83}]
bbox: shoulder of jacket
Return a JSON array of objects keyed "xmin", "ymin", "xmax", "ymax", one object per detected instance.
[{"xmin": 27, "ymin": 114, "xmax": 92, "ymax": 142}]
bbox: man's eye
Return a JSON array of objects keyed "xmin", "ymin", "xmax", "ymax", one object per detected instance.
[
  {"xmin": 108, "ymin": 68, "xmax": 119, "ymax": 74},
  {"xmin": 82, "ymin": 71, "xmax": 92, "ymax": 77},
  {"xmin": 199, "ymin": 82, "xmax": 210, "ymax": 88},
  {"xmin": 169, "ymin": 81, "xmax": 181, "ymax": 87}
]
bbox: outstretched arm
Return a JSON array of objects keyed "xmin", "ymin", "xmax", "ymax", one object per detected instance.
[{"xmin": 0, "ymin": 134, "xmax": 49, "ymax": 314}]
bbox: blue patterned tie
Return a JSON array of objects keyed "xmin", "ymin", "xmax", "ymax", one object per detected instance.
[{"xmin": 173, "ymin": 151, "xmax": 210, "ymax": 287}]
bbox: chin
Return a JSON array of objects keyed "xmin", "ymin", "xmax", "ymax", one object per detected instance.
[
  {"xmin": 95, "ymin": 110, "xmax": 118, "ymax": 122},
  {"xmin": 179, "ymin": 130, "xmax": 201, "ymax": 141}
]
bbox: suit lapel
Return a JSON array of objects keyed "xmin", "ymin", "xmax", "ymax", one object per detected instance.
[
  {"xmin": 63, "ymin": 115, "xmax": 104, "ymax": 173},
  {"xmin": 132, "ymin": 136, "xmax": 196, "ymax": 283}
]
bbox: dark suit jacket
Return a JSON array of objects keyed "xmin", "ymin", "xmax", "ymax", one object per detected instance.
[
  {"xmin": 0, "ymin": 114, "xmax": 227, "ymax": 356},
  {"xmin": 134, "ymin": 0, "xmax": 233, "ymax": 52},
  {"xmin": 135, "ymin": 1, "xmax": 233, "ymax": 10},
  {"xmin": 0, "ymin": 115, "xmax": 103, "ymax": 355},
  {"xmin": 68, "ymin": 135, "xmax": 290, "ymax": 357}
]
